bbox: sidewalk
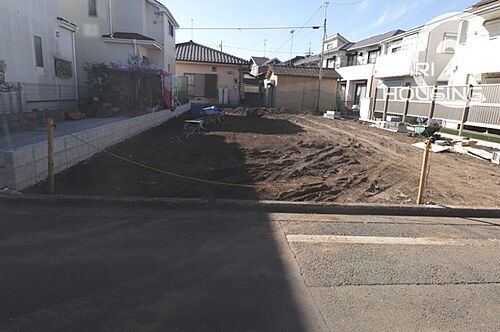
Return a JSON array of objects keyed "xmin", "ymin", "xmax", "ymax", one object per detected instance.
[{"xmin": 0, "ymin": 116, "xmax": 127, "ymax": 188}]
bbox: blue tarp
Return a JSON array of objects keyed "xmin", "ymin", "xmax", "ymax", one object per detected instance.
[
  {"xmin": 188, "ymin": 106, "xmax": 222, "ymax": 118},
  {"xmin": 200, "ymin": 106, "xmax": 222, "ymax": 116}
]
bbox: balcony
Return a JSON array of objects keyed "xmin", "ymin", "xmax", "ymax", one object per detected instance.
[
  {"xmin": 374, "ymin": 51, "xmax": 420, "ymax": 79},
  {"xmin": 337, "ymin": 63, "xmax": 375, "ymax": 81}
]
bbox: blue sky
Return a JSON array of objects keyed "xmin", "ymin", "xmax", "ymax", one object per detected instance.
[{"xmin": 161, "ymin": 0, "xmax": 476, "ymax": 60}]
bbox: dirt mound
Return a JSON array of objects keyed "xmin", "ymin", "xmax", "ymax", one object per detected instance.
[{"xmin": 223, "ymin": 107, "xmax": 316, "ymax": 117}]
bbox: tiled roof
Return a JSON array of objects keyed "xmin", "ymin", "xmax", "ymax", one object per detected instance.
[
  {"xmin": 281, "ymin": 56, "xmax": 306, "ymax": 66},
  {"xmin": 262, "ymin": 57, "xmax": 281, "ymax": 66},
  {"xmin": 176, "ymin": 41, "xmax": 249, "ymax": 65},
  {"xmin": 269, "ymin": 65, "xmax": 341, "ymax": 79},
  {"xmin": 102, "ymin": 32, "xmax": 156, "ymax": 41},
  {"xmin": 251, "ymin": 56, "xmax": 269, "ymax": 65},
  {"xmin": 346, "ymin": 30, "xmax": 405, "ymax": 50},
  {"xmin": 294, "ymin": 55, "xmax": 321, "ymax": 67}
]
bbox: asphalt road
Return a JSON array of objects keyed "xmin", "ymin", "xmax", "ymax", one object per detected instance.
[{"xmin": 0, "ymin": 201, "xmax": 499, "ymax": 331}]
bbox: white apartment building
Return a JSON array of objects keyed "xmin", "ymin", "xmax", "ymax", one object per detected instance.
[
  {"xmin": 0, "ymin": 0, "xmax": 78, "ymax": 113},
  {"xmin": 374, "ymin": 16, "xmax": 461, "ymax": 88},
  {"xmin": 59, "ymin": 0, "xmax": 179, "ymax": 97},
  {"xmin": 320, "ymin": 30, "xmax": 403, "ymax": 118},
  {"xmin": 448, "ymin": 0, "xmax": 500, "ymax": 85}
]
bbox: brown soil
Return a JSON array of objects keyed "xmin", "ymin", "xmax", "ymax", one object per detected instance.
[{"xmin": 27, "ymin": 112, "xmax": 500, "ymax": 206}]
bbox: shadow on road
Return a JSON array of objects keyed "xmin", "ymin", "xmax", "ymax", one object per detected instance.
[{"xmin": 1, "ymin": 116, "xmax": 309, "ymax": 330}]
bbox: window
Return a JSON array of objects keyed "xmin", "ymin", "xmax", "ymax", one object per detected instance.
[
  {"xmin": 33, "ymin": 36, "xmax": 44, "ymax": 68},
  {"xmin": 347, "ymin": 53, "xmax": 357, "ymax": 66},
  {"xmin": 88, "ymin": 0, "xmax": 97, "ymax": 17},
  {"xmin": 326, "ymin": 56, "xmax": 336, "ymax": 68},
  {"xmin": 484, "ymin": 18, "xmax": 500, "ymax": 38},
  {"xmin": 185, "ymin": 73, "xmax": 218, "ymax": 98},
  {"xmin": 388, "ymin": 39, "xmax": 402, "ymax": 54},
  {"xmin": 459, "ymin": 21, "xmax": 469, "ymax": 44},
  {"xmin": 441, "ymin": 33, "xmax": 457, "ymax": 54},
  {"xmin": 169, "ymin": 21, "xmax": 174, "ymax": 37},
  {"xmin": 368, "ymin": 49, "xmax": 379, "ymax": 64}
]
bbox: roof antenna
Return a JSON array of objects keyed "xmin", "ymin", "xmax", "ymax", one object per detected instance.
[{"xmin": 191, "ymin": 19, "xmax": 194, "ymax": 41}]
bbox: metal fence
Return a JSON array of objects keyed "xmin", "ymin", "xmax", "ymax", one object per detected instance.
[
  {"xmin": 0, "ymin": 82, "xmax": 77, "ymax": 114},
  {"xmin": 373, "ymin": 84, "xmax": 500, "ymax": 130}
]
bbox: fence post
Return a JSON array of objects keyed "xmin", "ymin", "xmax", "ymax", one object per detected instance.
[
  {"xmin": 382, "ymin": 87, "xmax": 390, "ymax": 121},
  {"xmin": 17, "ymin": 82, "xmax": 23, "ymax": 113},
  {"xmin": 402, "ymin": 86, "xmax": 411, "ymax": 123},
  {"xmin": 428, "ymin": 85, "xmax": 437, "ymax": 120},
  {"xmin": 58, "ymin": 84, "xmax": 63, "ymax": 111},
  {"xmin": 459, "ymin": 84, "xmax": 473, "ymax": 137},
  {"xmin": 417, "ymin": 139, "xmax": 432, "ymax": 205},
  {"xmin": 300, "ymin": 87, "xmax": 306, "ymax": 112},
  {"xmin": 371, "ymin": 90, "xmax": 377, "ymax": 120}
]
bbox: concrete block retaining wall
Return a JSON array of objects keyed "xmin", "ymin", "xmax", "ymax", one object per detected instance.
[{"xmin": 4, "ymin": 104, "xmax": 191, "ymax": 191}]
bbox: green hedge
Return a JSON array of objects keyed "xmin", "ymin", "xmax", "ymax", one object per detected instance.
[{"xmin": 440, "ymin": 128, "xmax": 500, "ymax": 144}]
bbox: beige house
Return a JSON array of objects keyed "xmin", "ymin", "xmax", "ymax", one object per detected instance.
[
  {"xmin": 176, "ymin": 41, "xmax": 249, "ymax": 106},
  {"xmin": 264, "ymin": 65, "xmax": 341, "ymax": 111}
]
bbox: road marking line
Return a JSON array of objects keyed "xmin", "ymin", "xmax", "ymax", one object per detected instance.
[{"xmin": 286, "ymin": 235, "xmax": 500, "ymax": 246}]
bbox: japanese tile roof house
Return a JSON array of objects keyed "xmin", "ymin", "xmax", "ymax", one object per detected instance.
[{"xmin": 176, "ymin": 41, "xmax": 249, "ymax": 105}]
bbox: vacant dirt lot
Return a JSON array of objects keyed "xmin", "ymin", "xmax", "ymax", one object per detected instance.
[{"xmin": 27, "ymin": 112, "xmax": 500, "ymax": 206}]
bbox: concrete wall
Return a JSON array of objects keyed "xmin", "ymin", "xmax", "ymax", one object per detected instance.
[
  {"xmin": 176, "ymin": 62, "xmax": 244, "ymax": 105},
  {"xmin": 271, "ymin": 74, "xmax": 338, "ymax": 111},
  {"xmin": 4, "ymin": 103, "xmax": 191, "ymax": 191}
]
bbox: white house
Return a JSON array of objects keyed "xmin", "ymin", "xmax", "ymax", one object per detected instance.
[
  {"xmin": 59, "ymin": 0, "xmax": 179, "ymax": 97},
  {"xmin": 374, "ymin": 17, "xmax": 461, "ymax": 88},
  {"xmin": 0, "ymin": 0, "xmax": 78, "ymax": 113},
  {"xmin": 317, "ymin": 31, "xmax": 403, "ymax": 118},
  {"xmin": 448, "ymin": 0, "xmax": 500, "ymax": 85},
  {"xmin": 249, "ymin": 56, "xmax": 281, "ymax": 77},
  {"xmin": 324, "ymin": 31, "xmax": 404, "ymax": 114}
]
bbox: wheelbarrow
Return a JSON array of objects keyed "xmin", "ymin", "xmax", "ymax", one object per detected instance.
[{"xmin": 183, "ymin": 120, "xmax": 205, "ymax": 138}]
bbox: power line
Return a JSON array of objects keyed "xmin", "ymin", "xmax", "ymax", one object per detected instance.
[
  {"xmin": 268, "ymin": 4, "xmax": 324, "ymax": 57},
  {"xmin": 333, "ymin": 0, "xmax": 366, "ymax": 5},
  {"xmin": 207, "ymin": 42, "xmax": 309, "ymax": 55},
  {"xmin": 178, "ymin": 25, "xmax": 321, "ymax": 31}
]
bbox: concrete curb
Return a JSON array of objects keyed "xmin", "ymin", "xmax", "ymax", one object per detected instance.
[{"xmin": 1, "ymin": 193, "xmax": 499, "ymax": 218}]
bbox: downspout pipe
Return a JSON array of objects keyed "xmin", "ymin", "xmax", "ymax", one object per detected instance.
[{"xmin": 72, "ymin": 29, "xmax": 79, "ymax": 101}]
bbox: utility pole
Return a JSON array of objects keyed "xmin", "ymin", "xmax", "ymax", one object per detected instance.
[
  {"xmin": 316, "ymin": 1, "xmax": 329, "ymax": 114},
  {"xmin": 264, "ymin": 39, "xmax": 267, "ymax": 57},
  {"xmin": 308, "ymin": 42, "xmax": 312, "ymax": 56},
  {"xmin": 219, "ymin": 40, "xmax": 223, "ymax": 52},
  {"xmin": 290, "ymin": 30, "xmax": 295, "ymax": 58}
]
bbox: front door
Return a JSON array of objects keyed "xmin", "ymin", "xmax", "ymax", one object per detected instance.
[{"xmin": 354, "ymin": 83, "xmax": 367, "ymax": 106}]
